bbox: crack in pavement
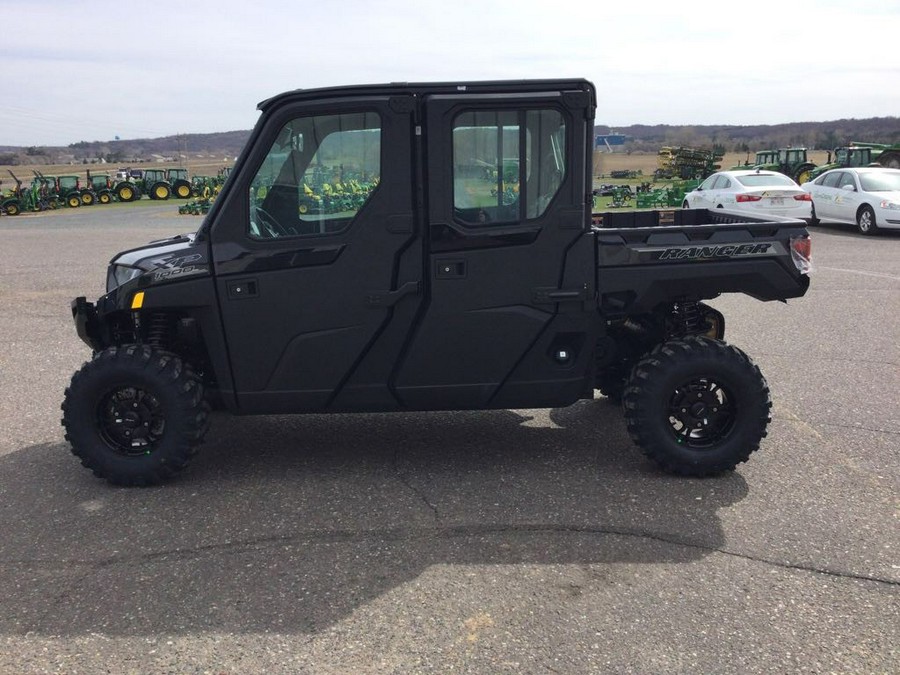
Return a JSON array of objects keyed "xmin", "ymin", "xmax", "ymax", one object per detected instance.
[
  {"xmin": 393, "ymin": 447, "xmax": 441, "ymax": 522},
  {"xmin": 3, "ymin": 523, "xmax": 897, "ymax": 588}
]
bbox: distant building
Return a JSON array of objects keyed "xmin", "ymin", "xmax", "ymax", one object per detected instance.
[{"xmin": 595, "ymin": 133, "xmax": 631, "ymax": 152}]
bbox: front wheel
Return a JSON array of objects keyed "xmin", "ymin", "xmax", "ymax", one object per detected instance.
[
  {"xmin": 857, "ymin": 205, "xmax": 878, "ymax": 235},
  {"xmin": 623, "ymin": 336, "xmax": 771, "ymax": 476},
  {"xmin": 62, "ymin": 345, "xmax": 210, "ymax": 486}
]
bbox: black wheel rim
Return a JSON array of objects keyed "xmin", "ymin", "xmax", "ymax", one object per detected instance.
[
  {"xmin": 97, "ymin": 387, "xmax": 166, "ymax": 456},
  {"xmin": 667, "ymin": 377, "xmax": 735, "ymax": 448}
]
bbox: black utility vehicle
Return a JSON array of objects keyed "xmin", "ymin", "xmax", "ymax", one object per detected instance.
[{"xmin": 63, "ymin": 79, "xmax": 811, "ymax": 485}]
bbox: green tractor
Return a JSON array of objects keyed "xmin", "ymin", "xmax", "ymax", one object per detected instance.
[
  {"xmin": 849, "ymin": 141, "xmax": 900, "ymax": 169},
  {"xmin": 80, "ymin": 170, "xmax": 115, "ymax": 206},
  {"xmin": 807, "ymin": 146, "xmax": 877, "ymax": 181},
  {"xmin": 139, "ymin": 169, "xmax": 176, "ymax": 200},
  {"xmin": 1, "ymin": 171, "xmax": 64, "ymax": 215},
  {"xmin": 738, "ymin": 147, "xmax": 816, "ymax": 184},
  {"xmin": 166, "ymin": 168, "xmax": 193, "ymax": 199},
  {"xmin": 38, "ymin": 174, "xmax": 84, "ymax": 208}
]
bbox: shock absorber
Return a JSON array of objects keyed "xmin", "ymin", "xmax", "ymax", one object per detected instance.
[
  {"xmin": 672, "ymin": 301, "xmax": 704, "ymax": 336},
  {"xmin": 147, "ymin": 313, "xmax": 171, "ymax": 348}
]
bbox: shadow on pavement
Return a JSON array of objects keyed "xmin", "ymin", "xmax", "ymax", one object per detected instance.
[{"xmin": 0, "ymin": 401, "xmax": 748, "ymax": 636}]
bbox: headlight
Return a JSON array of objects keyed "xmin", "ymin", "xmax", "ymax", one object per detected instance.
[
  {"xmin": 879, "ymin": 200, "xmax": 900, "ymax": 210},
  {"xmin": 106, "ymin": 264, "xmax": 142, "ymax": 292}
]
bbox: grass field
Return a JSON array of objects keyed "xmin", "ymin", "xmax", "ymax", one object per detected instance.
[{"xmin": 2, "ymin": 150, "xmax": 835, "ymax": 215}]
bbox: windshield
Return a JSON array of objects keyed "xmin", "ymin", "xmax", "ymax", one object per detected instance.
[
  {"xmin": 735, "ymin": 174, "xmax": 797, "ymax": 187},
  {"xmin": 859, "ymin": 172, "xmax": 900, "ymax": 192}
]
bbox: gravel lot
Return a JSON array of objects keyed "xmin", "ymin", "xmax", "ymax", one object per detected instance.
[{"xmin": 0, "ymin": 203, "xmax": 897, "ymax": 674}]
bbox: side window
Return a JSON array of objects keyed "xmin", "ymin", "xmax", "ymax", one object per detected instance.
[
  {"xmin": 719, "ymin": 178, "xmax": 732, "ymax": 189},
  {"xmin": 821, "ymin": 172, "xmax": 842, "ymax": 188},
  {"xmin": 249, "ymin": 112, "xmax": 381, "ymax": 239},
  {"xmin": 838, "ymin": 172, "xmax": 857, "ymax": 190},
  {"xmin": 699, "ymin": 175, "xmax": 718, "ymax": 190},
  {"xmin": 452, "ymin": 108, "xmax": 566, "ymax": 226}
]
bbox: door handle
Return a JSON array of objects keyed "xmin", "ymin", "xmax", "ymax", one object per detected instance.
[
  {"xmin": 532, "ymin": 285, "xmax": 588, "ymax": 304},
  {"xmin": 365, "ymin": 281, "xmax": 419, "ymax": 308}
]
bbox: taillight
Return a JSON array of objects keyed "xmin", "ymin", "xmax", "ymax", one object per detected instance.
[
  {"xmin": 736, "ymin": 194, "xmax": 762, "ymax": 202},
  {"xmin": 790, "ymin": 235, "xmax": 812, "ymax": 275},
  {"xmin": 793, "ymin": 193, "xmax": 812, "ymax": 201}
]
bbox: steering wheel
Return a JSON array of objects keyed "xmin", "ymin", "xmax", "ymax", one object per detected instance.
[{"xmin": 252, "ymin": 205, "xmax": 291, "ymax": 238}]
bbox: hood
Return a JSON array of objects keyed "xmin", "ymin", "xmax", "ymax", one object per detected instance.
[
  {"xmin": 108, "ymin": 233, "xmax": 210, "ymax": 291},
  {"xmin": 112, "ymin": 233, "xmax": 208, "ymax": 273}
]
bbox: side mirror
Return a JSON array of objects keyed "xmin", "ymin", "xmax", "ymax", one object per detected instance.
[{"xmin": 841, "ymin": 184, "xmax": 856, "ymax": 192}]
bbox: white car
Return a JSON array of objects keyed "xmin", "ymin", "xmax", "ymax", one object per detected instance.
[
  {"xmin": 801, "ymin": 167, "xmax": 900, "ymax": 235},
  {"xmin": 682, "ymin": 170, "xmax": 813, "ymax": 221}
]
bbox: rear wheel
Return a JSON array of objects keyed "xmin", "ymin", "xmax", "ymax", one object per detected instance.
[
  {"xmin": 152, "ymin": 183, "xmax": 171, "ymax": 200},
  {"xmin": 61, "ymin": 345, "xmax": 209, "ymax": 486},
  {"xmin": 98, "ymin": 191, "xmax": 112, "ymax": 204},
  {"xmin": 878, "ymin": 152, "xmax": 900, "ymax": 169},
  {"xmin": 857, "ymin": 205, "xmax": 878, "ymax": 235},
  {"xmin": 5, "ymin": 201, "xmax": 20, "ymax": 216},
  {"xmin": 174, "ymin": 181, "xmax": 191, "ymax": 199},
  {"xmin": 794, "ymin": 164, "xmax": 814, "ymax": 185},
  {"xmin": 80, "ymin": 190, "xmax": 95, "ymax": 206},
  {"xmin": 117, "ymin": 184, "xmax": 136, "ymax": 202},
  {"xmin": 623, "ymin": 336, "xmax": 771, "ymax": 476}
]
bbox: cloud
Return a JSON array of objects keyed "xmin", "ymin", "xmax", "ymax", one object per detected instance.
[{"xmin": 1, "ymin": 0, "xmax": 898, "ymax": 144}]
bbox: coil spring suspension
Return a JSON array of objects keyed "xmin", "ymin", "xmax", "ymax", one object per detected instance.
[
  {"xmin": 147, "ymin": 313, "xmax": 172, "ymax": 348},
  {"xmin": 673, "ymin": 301, "xmax": 704, "ymax": 336}
]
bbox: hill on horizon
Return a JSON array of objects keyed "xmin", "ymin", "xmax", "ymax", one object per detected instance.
[{"xmin": 1, "ymin": 117, "xmax": 898, "ymax": 166}]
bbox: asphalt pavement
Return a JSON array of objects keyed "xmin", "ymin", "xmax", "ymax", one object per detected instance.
[{"xmin": 0, "ymin": 203, "xmax": 897, "ymax": 674}]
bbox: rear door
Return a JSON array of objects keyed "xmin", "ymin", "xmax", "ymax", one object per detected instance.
[
  {"xmin": 392, "ymin": 89, "xmax": 598, "ymax": 410},
  {"xmin": 210, "ymin": 95, "xmax": 421, "ymax": 412}
]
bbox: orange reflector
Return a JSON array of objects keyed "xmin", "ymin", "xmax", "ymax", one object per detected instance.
[{"xmin": 131, "ymin": 291, "xmax": 145, "ymax": 309}]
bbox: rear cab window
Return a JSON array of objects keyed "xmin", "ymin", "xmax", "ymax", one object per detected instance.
[{"xmin": 452, "ymin": 109, "xmax": 566, "ymax": 226}]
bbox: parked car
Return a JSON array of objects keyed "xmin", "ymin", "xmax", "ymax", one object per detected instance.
[
  {"xmin": 682, "ymin": 170, "xmax": 812, "ymax": 221},
  {"xmin": 800, "ymin": 167, "xmax": 900, "ymax": 235}
]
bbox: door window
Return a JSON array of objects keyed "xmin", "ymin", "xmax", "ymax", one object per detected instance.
[
  {"xmin": 452, "ymin": 109, "xmax": 566, "ymax": 226},
  {"xmin": 249, "ymin": 112, "xmax": 381, "ymax": 238}
]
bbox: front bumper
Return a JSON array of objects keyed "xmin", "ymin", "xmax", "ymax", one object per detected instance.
[{"xmin": 71, "ymin": 296, "xmax": 103, "ymax": 351}]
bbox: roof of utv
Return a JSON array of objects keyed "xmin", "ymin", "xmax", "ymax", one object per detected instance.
[{"xmin": 258, "ymin": 79, "xmax": 596, "ymax": 111}]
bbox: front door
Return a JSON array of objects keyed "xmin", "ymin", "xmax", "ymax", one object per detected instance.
[
  {"xmin": 211, "ymin": 96, "xmax": 422, "ymax": 413},
  {"xmin": 393, "ymin": 91, "xmax": 598, "ymax": 410}
]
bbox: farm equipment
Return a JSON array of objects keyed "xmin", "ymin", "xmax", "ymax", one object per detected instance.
[
  {"xmin": 655, "ymin": 145, "xmax": 723, "ymax": 180},
  {"xmin": 83, "ymin": 170, "xmax": 115, "ymax": 205},
  {"xmin": 140, "ymin": 169, "xmax": 174, "ymax": 200},
  {"xmin": 166, "ymin": 168, "xmax": 193, "ymax": 198},
  {"xmin": 738, "ymin": 148, "xmax": 816, "ymax": 184},
  {"xmin": 36, "ymin": 173, "xmax": 84, "ymax": 208},
  {"xmin": 178, "ymin": 197, "xmax": 214, "ymax": 215},
  {"xmin": 632, "ymin": 179, "xmax": 702, "ymax": 210},
  {"xmin": 807, "ymin": 146, "xmax": 877, "ymax": 180},
  {"xmin": 1, "ymin": 171, "xmax": 63, "ymax": 215},
  {"xmin": 849, "ymin": 141, "xmax": 900, "ymax": 169},
  {"xmin": 609, "ymin": 169, "xmax": 642, "ymax": 179}
]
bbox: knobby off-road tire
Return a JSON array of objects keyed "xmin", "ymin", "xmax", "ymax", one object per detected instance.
[
  {"xmin": 62, "ymin": 345, "xmax": 210, "ymax": 486},
  {"xmin": 622, "ymin": 336, "xmax": 771, "ymax": 476}
]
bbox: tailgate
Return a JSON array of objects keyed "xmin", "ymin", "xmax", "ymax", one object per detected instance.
[{"xmin": 594, "ymin": 209, "xmax": 810, "ymax": 315}]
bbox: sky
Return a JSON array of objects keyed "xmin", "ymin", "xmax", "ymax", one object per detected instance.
[{"xmin": 1, "ymin": 0, "xmax": 898, "ymax": 146}]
